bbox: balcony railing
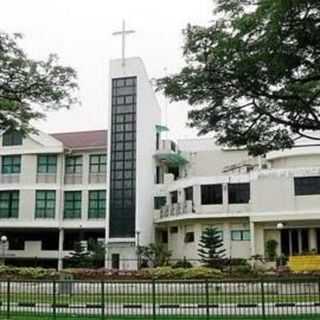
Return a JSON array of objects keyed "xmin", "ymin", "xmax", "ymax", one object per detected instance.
[
  {"xmin": 64, "ymin": 174, "xmax": 83, "ymax": 185},
  {"xmin": 159, "ymin": 200, "xmax": 194, "ymax": 219},
  {"xmin": 0, "ymin": 174, "xmax": 20, "ymax": 184},
  {"xmin": 36, "ymin": 173, "xmax": 57, "ymax": 184},
  {"xmin": 89, "ymin": 173, "xmax": 107, "ymax": 184}
]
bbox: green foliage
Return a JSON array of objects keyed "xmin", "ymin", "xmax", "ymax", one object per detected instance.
[
  {"xmin": 157, "ymin": 1, "xmax": 320, "ymax": 155},
  {"xmin": 198, "ymin": 228, "xmax": 226, "ymax": 268},
  {"xmin": 266, "ymin": 239, "xmax": 278, "ymax": 261},
  {"xmin": 173, "ymin": 257, "xmax": 193, "ymax": 268},
  {"xmin": 142, "ymin": 266, "xmax": 222, "ymax": 279},
  {"xmin": 0, "ymin": 32, "xmax": 79, "ymax": 133},
  {"xmin": 66, "ymin": 240, "xmax": 105, "ymax": 269},
  {"xmin": 0, "ymin": 266, "xmax": 58, "ymax": 280},
  {"xmin": 137, "ymin": 243, "xmax": 171, "ymax": 267}
]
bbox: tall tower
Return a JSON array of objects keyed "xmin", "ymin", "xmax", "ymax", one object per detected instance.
[{"xmin": 106, "ymin": 57, "xmax": 161, "ymax": 269}]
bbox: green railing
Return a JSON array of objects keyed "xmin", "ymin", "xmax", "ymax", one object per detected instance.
[{"xmin": 0, "ymin": 278, "xmax": 319, "ymax": 319}]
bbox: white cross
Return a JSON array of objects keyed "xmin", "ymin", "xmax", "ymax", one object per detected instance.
[{"xmin": 112, "ymin": 20, "xmax": 136, "ymax": 67}]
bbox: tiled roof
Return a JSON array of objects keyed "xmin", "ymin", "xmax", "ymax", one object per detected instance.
[{"xmin": 51, "ymin": 130, "xmax": 107, "ymax": 149}]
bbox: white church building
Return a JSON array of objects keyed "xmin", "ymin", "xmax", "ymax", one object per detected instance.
[{"xmin": 0, "ymin": 55, "xmax": 320, "ymax": 270}]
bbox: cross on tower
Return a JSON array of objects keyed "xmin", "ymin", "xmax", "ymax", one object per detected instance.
[{"xmin": 112, "ymin": 20, "xmax": 136, "ymax": 67}]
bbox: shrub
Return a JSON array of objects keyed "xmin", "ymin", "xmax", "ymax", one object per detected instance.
[
  {"xmin": 173, "ymin": 257, "xmax": 193, "ymax": 269},
  {"xmin": 266, "ymin": 239, "xmax": 278, "ymax": 261}
]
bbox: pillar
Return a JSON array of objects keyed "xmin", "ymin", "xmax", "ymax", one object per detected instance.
[
  {"xmin": 309, "ymin": 228, "xmax": 317, "ymax": 252},
  {"xmin": 57, "ymin": 228, "xmax": 64, "ymax": 271},
  {"xmin": 250, "ymin": 222, "xmax": 256, "ymax": 257}
]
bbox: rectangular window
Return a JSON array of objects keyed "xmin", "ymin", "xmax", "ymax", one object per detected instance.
[
  {"xmin": 35, "ymin": 190, "xmax": 56, "ymax": 218},
  {"xmin": 170, "ymin": 226, "xmax": 178, "ymax": 234},
  {"xmin": 64, "ymin": 191, "xmax": 81, "ymax": 219},
  {"xmin": 184, "ymin": 232, "xmax": 194, "ymax": 243},
  {"xmin": 170, "ymin": 191, "xmax": 178, "ymax": 204},
  {"xmin": 88, "ymin": 190, "xmax": 106, "ymax": 219},
  {"xmin": 201, "ymin": 184, "xmax": 223, "ymax": 205},
  {"xmin": 228, "ymin": 183, "xmax": 250, "ymax": 204},
  {"xmin": 65, "ymin": 156, "xmax": 82, "ymax": 174},
  {"xmin": 184, "ymin": 187, "xmax": 193, "ymax": 202},
  {"xmin": 90, "ymin": 154, "xmax": 107, "ymax": 173},
  {"xmin": 231, "ymin": 230, "xmax": 251, "ymax": 241},
  {"xmin": 294, "ymin": 176, "xmax": 320, "ymax": 196},
  {"xmin": 2, "ymin": 131, "xmax": 23, "ymax": 146},
  {"xmin": 2, "ymin": 155, "xmax": 21, "ymax": 174},
  {"xmin": 154, "ymin": 196, "xmax": 166, "ymax": 210},
  {"xmin": 0, "ymin": 191, "xmax": 19, "ymax": 218},
  {"xmin": 37, "ymin": 155, "xmax": 57, "ymax": 174}
]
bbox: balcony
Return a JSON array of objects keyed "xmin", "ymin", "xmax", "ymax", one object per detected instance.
[
  {"xmin": 36, "ymin": 173, "xmax": 57, "ymax": 184},
  {"xmin": 159, "ymin": 201, "xmax": 194, "ymax": 219},
  {"xmin": 154, "ymin": 140, "xmax": 188, "ymax": 167},
  {"xmin": 89, "ymin": 173, "xmax": 106, "ymax": 184},
  {"xmin": 0, "ymin": 174, "xmax": 20, "ymax": 184},
  {"xmin": 64, "ymin": 174, "xmax": 82, "ymax": 185}
]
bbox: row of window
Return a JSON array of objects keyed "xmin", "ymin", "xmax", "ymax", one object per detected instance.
[
  {"xmin": 157, "ymin": 176, "xmax": 320, "ymax": 209},
  {"xmin": 1, "ymin": 154, "xmax": 106, "ymax": 175},
  {"xmin": 163, "ymin": 227, "xmax": 250, "ymax": 243},
  {"xmin": 0, "ymin": 190, "xmax": 106, "ymax": 219}
]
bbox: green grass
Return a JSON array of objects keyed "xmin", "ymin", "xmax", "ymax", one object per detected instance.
[
  {"xmin": 0, "ymin": 314, "xmax": 319, "ymax": 320},
  {"xmin": 0, "ymin": 293, "xmax": 319, "ymax": 304}
]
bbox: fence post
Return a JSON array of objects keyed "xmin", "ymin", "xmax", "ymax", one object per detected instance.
[
  {"xmin": 205, "ymin": 279, "xmax": 210, "ymax": 320},
  {"xmin": 53, "ymin": 280, "xmax": 56, "ymax": 320},
  {"xmin": 6, "ymin": 280, "xmax": 10, "ymax": 319},
  {"xmin": 101, "ymin": 281, "xmax": 105, "ymax": 319},
  {"xmin": 152, "ymin": 279, "xmax": 156, "ymax": 320},
  {"xmin": 261, "ymin": 280, "xmax": 266, "ymax": 319}
]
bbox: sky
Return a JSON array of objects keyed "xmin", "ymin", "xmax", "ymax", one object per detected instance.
[{"xmin": 1, "ymin": 0, "xmax": 215, "ymax": 141}]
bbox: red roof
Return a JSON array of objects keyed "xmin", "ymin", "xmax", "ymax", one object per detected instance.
[{"xmin": 51, "ymin": 130, "xmax": 107, "ymax": 149}]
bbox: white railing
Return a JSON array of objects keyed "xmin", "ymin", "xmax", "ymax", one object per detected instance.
[
  {"xmin": 36, "ymin": 173, "xmax": 57, "ymax": 184},
  {"xmin": 159, "ymin": 201, "xmax": 195, "ymax": 219},
  {"xmin": 0, "ymin": 174, "xmax": 20, "ymax": 184}
]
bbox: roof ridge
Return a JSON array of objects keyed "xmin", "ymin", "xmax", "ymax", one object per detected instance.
[{"xmin": 51, "ymin": 129, "xmax": 107, "ymax": 136}]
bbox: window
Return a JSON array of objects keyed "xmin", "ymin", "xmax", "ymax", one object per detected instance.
[
  {"xmin": 37, "ymin": 155, "xmax": 57, "ymax": 174},
  {"xmin": 88, "ymin": 190, "xmax": 106, "ymax": 219},
  {"xmin": 184, "ymin": 232, "xmax": 194, "ymax": 243},
  {"xmin": 156, "ymin": 132, "xmax": 160, "ymax": 150},
  {"xmin": 2, "ymin": 155, "xmax": 21, "ymax": 174},
  {"xmin": 231, "ymin": 230, "xmax": 251, "ymax": 241},
  {"xmin": 90, "ymin": 154, "xmax": 107, "ymax": 173},
  {"xmin": 228, "ymin": 183, "xmax": 250, "ymax": 204},
  {"xmin": 64, "ymin": 191, "xmax": 81, "ymax": 219},
  {"xmin": 184, "ymin": 187, "xmax": 193, "ymax": 202},
  {"xmin": 170, "ymin": 191, "xmax": 178, "ymax": 204},
  {"xmin": 156, "ymin": 166, "xmax": 161, "ymax": 184},
  {"xmin": 170, "ymin": 226, "xmax": 178, "ymax": 234},
  {"xmin": 294, "ymin": 176, "xmax": 320, "ymax": 195},
  {"xmin": 0, "ymin": 191, "xmax": 19, "ymax": 218},
  {"xmin": 2, "ymin": 131, "xmax": 23, "ymax": 146},
  {"xmin": 35, "ymin": 191, "xmax": 56, "ymax": 218},
  {"xmin": 161, "ymin": 231, "xmax": 168, "ymax": 243},
  {"xmin": 109, "ymin": 77, "xmax": 137, "ymax": 238},
  {"xmin": 154, "ymin": 196, "xmax": 166, "ymax": 210},
  {"xmin": 65, "ymin": 156, "xmax": 82, "ymax": 174},
  {"xmin": 201, "ymin": 184, "xmax": 223, "ymax": 205}
]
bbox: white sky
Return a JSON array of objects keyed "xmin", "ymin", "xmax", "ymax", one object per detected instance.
[{"xmin": 1, "ymin": 0, "xmax": 214, "ymax": 141}]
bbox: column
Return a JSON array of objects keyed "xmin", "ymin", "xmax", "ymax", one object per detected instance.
[
  {"xmin": 57, "ymin": 228, "xmax": 64, "ymax": 271},
  {"xmin": 223, "ymin": 222, "xmax": 231, "ymax": 258},
  {"xmin": 250, "ymin": 222, "xmax": 256, "ymax": 257},
  {"xmin": 309, "ymin": 228, "xmax": 317, "ymax": 252},
  {"xmin": 193, "ymin": 184, "xmax": 201, "ymax": 213}
]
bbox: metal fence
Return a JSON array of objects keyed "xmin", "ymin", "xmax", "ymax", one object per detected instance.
[{"xmin": 0, "ymin": 278, "xmax": 319, "ymax": 319}]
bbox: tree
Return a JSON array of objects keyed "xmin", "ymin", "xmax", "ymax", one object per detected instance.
[
  {"xmin": 198, "ymin": 228, "xmax": 226, "ymax": 268},
  {"xmin": 137, "ymin": 243, "xmax": 171, "ymax": 267},
  {"xmin": 0, "ymin": 32, "xmax": 78, "ymax": 134},
  {"xmin": 157, "ymin": 1, "xmax": 320, "ymax": 155}
]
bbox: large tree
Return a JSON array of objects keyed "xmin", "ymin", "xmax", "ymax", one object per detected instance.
[
  {"xmin": 157, "ymin": 0, "xmax": 320, "ymax": 155},
  {"xmin": 0, "ymin": 32, "xmax": 78, "ymax": 133}
]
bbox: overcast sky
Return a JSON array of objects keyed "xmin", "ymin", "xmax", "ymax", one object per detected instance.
[{"xmin": 1, "ymin": 0, "xmax": 214, "ymax": 140}]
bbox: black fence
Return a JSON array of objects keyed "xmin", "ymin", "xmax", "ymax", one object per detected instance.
[{"xmin": 0, "ymin": 278, "xmax": 319, "ymax": 319}]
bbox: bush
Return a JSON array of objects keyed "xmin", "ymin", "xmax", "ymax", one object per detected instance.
[
  {"xmin": 0, "ymin": 266, "xmax": 58, "ymax": 280},
  {"xmin": 172, "ymin": 257, "xmax": 193, "ymax": 269},
  {"xmin": 142, "ymin": 266, "xmax": 222, "ymax": 279}
]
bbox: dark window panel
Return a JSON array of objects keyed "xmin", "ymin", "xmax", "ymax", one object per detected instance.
[
  {"xmin": 228, "ymin": 183, "xmax": 250, "ymax": 204},
  {"xmin": 201, "ymin": 184, "xmax": 223, "ymax": 205}
]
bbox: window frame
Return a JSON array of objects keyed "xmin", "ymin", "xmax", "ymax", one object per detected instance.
[
  {"xmin": 89, "ymin": 154, "xmax": 107, "ymax": 174},
  {"xmin": 64, "ymin": 191, "xmax": 82, "ymax": 219},
  {"xmin": 0, "ymin": 191, "xmax": 19, "ymax": 218},
  {"xmin": 65, "ymin": 155, "xmax": 83, "ymax": 174},
  {"xmin": 88, "ymin": 190, "xmax": 106, "ymax": 219},
  {"xmin": 231, "ymin": 230, "xmax": 251, "ymax": 241},
  {"xmin": 37, "ymin": 155, "xmax": 57, "ymax": 174},
  {"xmin": 228, "ymin": 183, "xmax": 250, "ymax": 204},
  {"xmin": 154, "ymin": 196, "xmax": 166, "ymax": 210},
  {"xmin": 294, "ymin": 176, "xmax": 320, "ymax": 196},
  {"xmin": 201, "ymin": 184, "xmax": 223, "ymax": 205},
  {"xmin": 1, "ymin": 155, "xmax": 21, "ymax": 174},
  {"xmin": 2, "ymin": 131, "xmax": 23, "ymax": 146},
  {"xmin": 35, "ymin": 190, "xmax": 56, "ymax": 219}
]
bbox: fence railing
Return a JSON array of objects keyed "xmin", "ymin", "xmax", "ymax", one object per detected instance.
[{"xmin": 0, "ymin": 278, "xmax": 319, "ymax": 319}]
